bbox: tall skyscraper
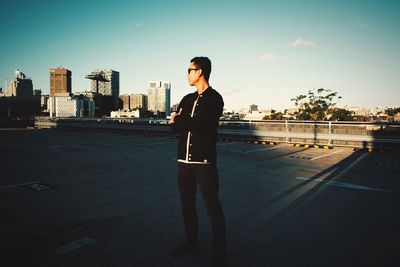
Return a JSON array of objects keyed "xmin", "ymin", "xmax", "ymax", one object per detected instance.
[
  {"xmin": 148, "ymin": 81, "xmax": 171, "ymax": 117},
  {"xmin": 88, "ymin": 69, "xmax": 119, "ymax": 97},
  {"xmin": 130, "ymin": 93, "xmax": 148, "ymax": 111},
  {"xmin": 6, "ymin": 69, "xmax": 33, "ymax": 100},
  {"xmin": 50, "ymin": 67, "xmax": 71, "ymax": 96}
]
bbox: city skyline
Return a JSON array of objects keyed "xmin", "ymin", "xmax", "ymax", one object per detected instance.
[{"xmin": 1, "ymin": 0, "xmax": 399, "ymax": 111}]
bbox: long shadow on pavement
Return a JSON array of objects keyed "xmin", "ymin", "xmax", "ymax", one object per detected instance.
[{"xmin": 252, "ymin": 149, "xmax": 367, "ymax": 223}]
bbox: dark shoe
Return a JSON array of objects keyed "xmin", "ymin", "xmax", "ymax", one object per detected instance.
[{"xmin": 171, "ymin": 242, "xmax": 199, "ymax": 257}]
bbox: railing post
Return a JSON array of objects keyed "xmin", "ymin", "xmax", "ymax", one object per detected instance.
[
  {"xmin": 285, "ymin": 120, "xmax": 289, "ymax": 143},
  {"xmin": 328, "ymin": 121, "xmax": 332, "ymax": 145}
]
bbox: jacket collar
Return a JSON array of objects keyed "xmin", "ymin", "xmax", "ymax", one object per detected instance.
[{"xmin": 196, "ymin": 86, "xmax": 212, "ymax": 97}]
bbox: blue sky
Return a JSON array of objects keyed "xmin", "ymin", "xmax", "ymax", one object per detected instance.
[{"xmin": 1, "ymin": 0, "xmax": 399, "ymax": 111}]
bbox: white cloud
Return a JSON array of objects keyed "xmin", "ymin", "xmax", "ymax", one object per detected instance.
[
  {"xmin": 224, "ymin": 88, "xmax": 243, "ymax": 96},
  {"xmin": 135, "ymin": 23, "xmax": 142, "ymax": 28},
  {"xmin": 291, "ymin": 38, "xmax": 317, "ymax": 48},
  {"xmin": 258, "ymin": 53, "xmax": 282, "ymax": 62}
]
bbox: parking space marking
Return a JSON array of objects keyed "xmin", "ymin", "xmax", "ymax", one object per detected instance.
[
  {"xmin": 0, "ymin": 181, "xmax": 41, "ymax": 190},
  {"xmin": 301, "ymin": 168, "xmax": 325, "ymax": 173},
  {"xmin": 242, "ymin": 145, "xmax": 286, "ymax": 154},
  {"xmin": 310, "ymin": 150, "xmax": 343, "ymax": 161},
  {"xmin": 295, "ymin": 177, "xmax": 395, "ymax": 192}
]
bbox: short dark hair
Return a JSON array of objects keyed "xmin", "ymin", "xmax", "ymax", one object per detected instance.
[{"xmin": 191, "ymin": 57, "xmax": 211, "ymax": 82}]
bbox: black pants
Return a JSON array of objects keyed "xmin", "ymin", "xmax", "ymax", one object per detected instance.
[{"xmin": 178, "ymin": 162, "xmax": 226, "ymax": 256}]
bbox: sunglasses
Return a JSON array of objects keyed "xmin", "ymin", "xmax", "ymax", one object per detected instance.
[{"xmin": 187, "ymin": 68, "xmax": 199, "ymax": 74}]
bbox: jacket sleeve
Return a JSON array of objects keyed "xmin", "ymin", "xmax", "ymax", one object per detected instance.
[
  {"xmin": 173, "ymin": 93, "xmax": 223, "ymax": 133},
  {"xmin": 170, "ymin": 98, "xmax": 187, "ymax": 134}
]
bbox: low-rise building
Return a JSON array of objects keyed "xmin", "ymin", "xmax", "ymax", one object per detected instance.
[
  {"xmin": 243, "ymin": 110, "xmax": 269, "ymax": 120},
  {"xmin": 392, "ymin": 113, "xmax": 400, "ymax": 122},
  {"xmin": 110, "ymin": 109, "xmax": 140, "ymax": 118},
  {"xmin": 348, "ymin": 106, "xmax": 371, "ymax": 116},
  {"xmin": 48, "ymin": 96, "xmax": 84, "ymax": 117}
]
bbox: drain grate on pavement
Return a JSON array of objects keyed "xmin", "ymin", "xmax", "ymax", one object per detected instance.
[{"xmin": 23, "ymin": 182, "xmax": 56, "ymax": 191}]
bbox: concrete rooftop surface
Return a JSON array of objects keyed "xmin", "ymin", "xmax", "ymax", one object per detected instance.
[{"xmin": 1, "ymin": 129, "xmax": 400, "ymax": 267}]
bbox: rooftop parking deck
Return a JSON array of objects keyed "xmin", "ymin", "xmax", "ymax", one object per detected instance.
[{"xmin": 1, "ymin": 129, "xmax": 400, "ymax": 266}]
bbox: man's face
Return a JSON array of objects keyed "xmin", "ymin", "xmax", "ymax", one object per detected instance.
[{"xmin": 187, "ymin": 62, "xmax": 201, "ymax": 86}]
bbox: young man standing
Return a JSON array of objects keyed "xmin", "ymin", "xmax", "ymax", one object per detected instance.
[{"xmin": 169, "ymin": 57, "xmax": 227, "ymax": 267}]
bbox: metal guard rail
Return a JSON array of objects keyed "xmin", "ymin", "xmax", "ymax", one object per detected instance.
[{"xmin": 34, "ymin": 117, "xmax": 400, "ymax": 148}]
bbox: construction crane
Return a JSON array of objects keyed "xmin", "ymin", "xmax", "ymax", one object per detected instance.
[{"xmin": 85, "ymin": 71, "xmax": 109, "ymax": 94}]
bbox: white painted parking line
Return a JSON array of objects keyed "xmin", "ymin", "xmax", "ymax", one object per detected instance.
[
  {"xmin": 295, "ymin": 177, "xmax": 395, "ymax": 192},
  {"xmin": 0, "ymin": 181, "xmax": 41, "ymax": 190},
  {"xmin": 57, "ymin": 236, "xmax": 96, "ymax": 254},
  {"xmin": 310, "ymin": 150, "xmax": 343, "ymax": 161},
  {"xmin": 242, "ymin": 145, "xmax": 286, "ymax": 154},
  {"xmin": 301, "ymin": 168, "xmax": 327, "ymax": 173}
]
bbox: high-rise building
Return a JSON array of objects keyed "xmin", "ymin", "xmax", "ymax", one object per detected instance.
[
  {"xmin": 130, "ymin": 93, "xmax": 148, "ymax": 110},
  {"xmin": 88, "ymin": 69, "xmax": 119, "ymax": 96},
  {"xmin": 119, "ymin": 94, "xmax": 130, "ymax": 110},
  {"xmin": 148, "ymin": 81, "xmax": 171, "ymax": 117},
  {"xmin": 33, "ymin": 89, "xmax": 42, "ymax": 96},
  {"xmin": 72, "ymin": 92, "xmax": 96, "ymax": 117},
  {"xmin": 50, "ymin": 67, "xmax": 71, "ymax": 96},
  {"xmin": 171, "ymin": 103, "xmax": 179, "ymax": 112},
  {"xmin": 6, "ymin": 69, "xmax": 33, "ymax": 100},
  {"xmin": 41, "ymin": 95, "xmax": 49, "ymax": 111},
  {"xmin": 250, "ymin": 104, "xmax": 258, "ymax": 112}
]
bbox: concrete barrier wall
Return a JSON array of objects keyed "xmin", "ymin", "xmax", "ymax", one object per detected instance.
[{"xmin": 34, "ymin": 117, "xmax": 400, "ymax": 148}]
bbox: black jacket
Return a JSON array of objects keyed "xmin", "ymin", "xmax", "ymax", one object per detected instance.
[{"xmin": 171, "ymin": 87, "xmax": 224, "ymax": 164}]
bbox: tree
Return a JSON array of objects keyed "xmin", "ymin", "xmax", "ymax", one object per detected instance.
[
  {"xmin": 329, "ymin": 108, "xmax": 354, "ymax": 121},
  {"xmin": 262, "ymin": 109, "xmax": 285, "ymax": 120},
  {"xmin": 291, "ymin": 88, "xmax": 343, "ymax": 120},
  {"xmin": 271, "ymin": 112, "xmax": 284, "ymax": 120},
  {"xmin": 385, "ymin": 107, "xmax": 400, "ymax": 116}
]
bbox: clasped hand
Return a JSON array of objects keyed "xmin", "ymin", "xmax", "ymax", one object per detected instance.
[{"xmin": 169, "ymin": 108, "xmax": 183, "ymax": 124}]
